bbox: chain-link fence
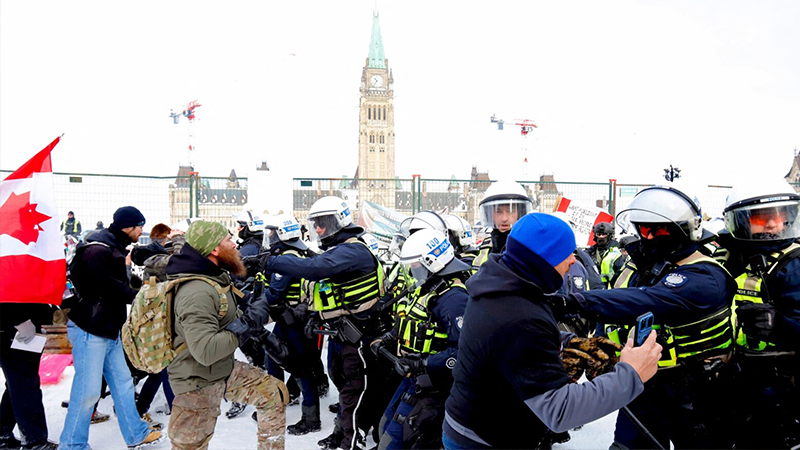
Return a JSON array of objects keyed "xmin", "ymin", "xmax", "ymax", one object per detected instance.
[{"xmin": 5, "ymin": 169, "xmax": 797, "ymax": 238}]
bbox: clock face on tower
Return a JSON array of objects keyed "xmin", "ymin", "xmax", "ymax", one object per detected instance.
[{"xmin": 370, "ymin": 75, "xmax": 384, "ymax": 88}]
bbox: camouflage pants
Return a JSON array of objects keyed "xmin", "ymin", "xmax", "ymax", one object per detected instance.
[{"xmin": 169, "ymin": 361, "xmax": 289, "ymax": 450}]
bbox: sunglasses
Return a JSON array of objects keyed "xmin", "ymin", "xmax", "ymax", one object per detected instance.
[
  {"xmin": 636, "ymin": 223, "xmax": 671, "ymax": 237},
  {"xmin": 749, "ymin": 210, "xmax": 786, "ymax": 226}
]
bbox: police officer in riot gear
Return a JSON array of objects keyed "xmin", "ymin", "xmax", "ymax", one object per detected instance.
[
  {"xmin": 550, "ymin": 184, "xmax": 737, "ymax": 448},
  {"xmin": 473, "ymin": 180, "xmax": 534, "ymax": 272},
  {"xmin": 264, "ymin": 196, "xmax": 384, "ymax": 450},
  {"xmin": 371, "ymin": 229, "xmax": 470, "ymax": 450},
  {"xmin": 235, "ymin": 210, "xmax": 266, "ymax": 257},
  {"xmin": 718, "ymin": 179, "xmax": 800, "ymax": 448},
  {"xmin": 443, "ymin": 214, "xmax": 478, "ymax": 265},
  {"xmin": 587, "ymin": 222, "xmax": 626, "ymax": 288}
]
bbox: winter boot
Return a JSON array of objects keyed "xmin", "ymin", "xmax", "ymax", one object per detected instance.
[
  {"xmin": 288, "ymin": 404, "xmax": 322, "ymax": 435},
  {"xmin": 21, "ymin": 441, "xmax": 59, "ymax": 450},
  {"xmin": 0, "ymin": 434, "xmax": 21, "ymax": 450},
  {"xmin": 225, "ymin": 401, "xmax": 246, "ymax": 419},
  {"xmin": 317, "ymin": 422, "xmax": 343, "ymax": 450}
]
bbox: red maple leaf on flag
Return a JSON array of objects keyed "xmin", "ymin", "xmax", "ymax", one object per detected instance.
[{"xmin": 0, "ymin": 191, "xmax": 52, "ymax": 245}]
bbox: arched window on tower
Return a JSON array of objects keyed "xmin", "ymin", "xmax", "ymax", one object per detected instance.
[
  {"xmin": 383, "ymin": 107, "xmax": 387, "ymax": 121},
  {"xmin": 368, "ymin": 108, "xmax": 371, "ymax": 120},
  {"xmin": 369, "ymin": 134, "xmax": 375, "ymax": 144},
  {"xmin": 379, "ymin": 134, "xmax": 385, "ymax": 144}
]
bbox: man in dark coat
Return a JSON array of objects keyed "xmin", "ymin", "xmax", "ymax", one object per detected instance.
[{"xmin": 443, "ymin": 213, "xmax": 662, "ymax": 450}]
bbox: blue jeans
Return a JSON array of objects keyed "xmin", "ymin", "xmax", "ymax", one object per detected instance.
[{"xmin": 59, "ymin": 321, "xmax": 150, "ymax": 450}]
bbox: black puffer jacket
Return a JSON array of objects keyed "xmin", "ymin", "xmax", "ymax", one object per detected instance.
[{"xmin": 68, "ymin": 228, "xmax": 137, "ymax": 339}]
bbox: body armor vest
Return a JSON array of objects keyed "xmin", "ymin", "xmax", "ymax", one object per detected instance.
[
  {"xmin": 607, "ymin": 251, "xmax": 734, "ymax": 368},
  {"xmin": 313, "ymin": 237, "xmax": 385, "ymax": 320},
  {"xmin": 733, "ymin": 242, "xmax": 800, "ymax": 354},
  {"xmin": 395, "ymin": 277, "xmax": 466, "ymax": 355}
]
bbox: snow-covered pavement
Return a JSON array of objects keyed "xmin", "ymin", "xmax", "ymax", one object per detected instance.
[{"xmin": 4, "ymin": 346, "xmax": 619, "ymax": 449}]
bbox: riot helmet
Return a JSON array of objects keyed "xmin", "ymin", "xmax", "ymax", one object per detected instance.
[
  {"xmin": 263, "ymin": 214, "xmax": 307, "ymax": 251},
  {"xmin": 235, "ymin": 210, "xmax": 265, "ymax": 240},
  {"xmin": 479, "ymin": 180, "xmax": 534, "ymax": 233},
  {"xmin": 616, "ymin": 184, "xmax": 704, "ymax": 260},
  {"xmin": 388, "ymin": 232, "xmax": 406, "ymax": 260},
  {"xmin": 307, "ymin": 196, "xmax": 353, "ymax": 245},
  {"xmin": 723, "ymin": 179, "xmax": 800, "ymax": 242},
  {"xmin": 398, "ymin": 210, "xmax": 447, "ymax": 238},
  {"xmin": 592, "ymin": 222, "xmax": 615, "ymax": 248},
  {"xmin": 362, "ymin": 232, "xmax": 381, "ymax": 257},
  {"xmin": 399, "ymin": 229, "xmax": 461, "ymax": 288},
  {"xmin": 444, "ymin": 214, "xmax": 474, "ymax": 253}
]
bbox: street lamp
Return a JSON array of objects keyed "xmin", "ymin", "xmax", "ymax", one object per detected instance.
[{"xmin": 664, "ymin": 165, "xmax": 681, "ymax": 182}]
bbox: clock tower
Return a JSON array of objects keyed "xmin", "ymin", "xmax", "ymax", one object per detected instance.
[{"xmin": 357, "ymin": 11, "xmax": 395, "ymax": 209}]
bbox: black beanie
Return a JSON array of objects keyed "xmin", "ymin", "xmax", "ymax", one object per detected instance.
[{"xmin": 110, "ymin": 206, "xmax": 146, "ymax": 231}]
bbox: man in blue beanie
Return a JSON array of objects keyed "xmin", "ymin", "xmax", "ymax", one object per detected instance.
[{"xmin": 442, "ymin": 213, "xmax": 662, "ymax": 449}]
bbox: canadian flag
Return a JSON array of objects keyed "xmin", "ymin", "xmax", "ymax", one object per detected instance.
[{"xmin": 0, "ymin": 137, "xmax": 65, "ymax": 305}]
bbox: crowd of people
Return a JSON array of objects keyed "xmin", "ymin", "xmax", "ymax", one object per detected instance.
[{"xmin": 0, "ymin": 176, "xmax": 798, "ymax": 450}]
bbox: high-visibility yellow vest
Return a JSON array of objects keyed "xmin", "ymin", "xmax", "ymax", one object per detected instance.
[
  {"xmin": 607, "ymin": 251, "xmax": 734, "ymax": 368},
  {"xmin": 470, "ymin": 237, "xmax": 493, "ymax": 274},
  {"xmin": 312, "ymin": 237, "xmax": 384, "ymax": 320},
  {"xmin": 263, "ymin": 249, "xmax": 304, "ymax": 306},
  {"xmin": 395, "ymin": 278, "xmax": 466, "ymax": 355},
  {"xmin": 732, "ymin": 242, "xmax": 800, "ymax": 353}
]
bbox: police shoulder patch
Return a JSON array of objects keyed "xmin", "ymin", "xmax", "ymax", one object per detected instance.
[
  {"xmin": 456, "ymin": 316, "xmax": 463, "ymax": 329},
  {"xmin": 445, "ymin": 357, "xmax": 457, "ymax": 369},
  {"xmin": 663, "ymin": 273, "xmax": 688, "ymax": 288}
]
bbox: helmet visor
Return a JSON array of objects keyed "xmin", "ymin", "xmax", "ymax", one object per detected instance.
[
  {"xmin": 479, "ymin": 199, "xmax": 532, "ymax": 232},
  {"xmin": 307, "ymin": 214, "xmax": 342, "ymax": 243},
  {"xmin": 401, "ymin": 261, "xmax": 430, "ymax": 289},
  {"xmin": 724, "ymin": 201, "xmax": 800, "ymax": 241},
  {"xmin": 263, "ymin": 227, "xmax": 280, "ymax": 249}
]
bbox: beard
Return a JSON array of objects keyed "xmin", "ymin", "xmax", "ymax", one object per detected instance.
[{"xmin": 217, "ymin": 245, "xmax": 246, "ymax": 277}]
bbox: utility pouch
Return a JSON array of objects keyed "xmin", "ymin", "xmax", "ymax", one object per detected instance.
[{"xmin": 338, "ymin": 316, "xmax": 363, "ymax": 344}]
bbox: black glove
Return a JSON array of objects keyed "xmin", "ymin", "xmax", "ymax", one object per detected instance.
[
  {"xmin": 370, "ymin": 330, "xmax": 396, "ymax": 357},
  {"xmin": 242, "ymin": 253, "xmax": 270, "ymax": 278},
  {"xmin": 394, "ymin": 353, "xmax": 426, "ymax": 377},
  {"xmin": 259, "ymin": 330, "xmax": 290, "ymax": 367},
  {"xmin": 291, "ymin": 303, "xmax": 310, "ymax": 322},
  {"xmin": 226, "ymin": 296, "xmax": 271, "ymax": 347},
  {"xmin": 737, "ymin": 302, "xmax": 779, "ymax": 341},
  {"xmin": 304, "ymin": 315, "xmax": 322, "ymax": 340},
  {"xmin": 544, "ymin": 293, "xmax": 581, "ymax": 320}
]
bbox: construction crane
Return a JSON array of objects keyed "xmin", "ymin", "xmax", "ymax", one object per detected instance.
[
  {"xmin": 170, "ymin": 100, "xmax": 202, "ymax": 166},
  {"xmin": 490, "ymin": 114, "xmax": 538, "ymax": 180}
]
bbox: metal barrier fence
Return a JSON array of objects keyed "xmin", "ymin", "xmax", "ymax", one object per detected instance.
[{"xmin": 4, "ymin": 168, "xmax": 797, "ymax": 236}]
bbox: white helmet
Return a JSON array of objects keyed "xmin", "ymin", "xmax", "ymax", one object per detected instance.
[
  {"xmin": 723, "ymin": 179, "xmax": 800, "ymax": 241},
  {"xmin": 362, "ymin": 233, "xmax": 381, "ymax": 256},
  {"xmin": 307, "ymin": 196, "xmax": 353, "ymax": 242},
  {"xmin": 399, "ymin": 229, "xmax": 454, "ymax": 287},
  {"xmin": 235, "ymin": 210, "xmax": 265, "ymax": 233},
  {"xmin": 444, "ymin": 214, "xmax": 474, "ymax": 251},
  {"xmin": 171, "ymin": 217, "xmax": 200, "ymax": 233},
  {"xmin": 399, "ymin": 210, "xmax": 447, "ymax": 238},
  {"xmin": 479, "ymin": 180, "xmax": 534, "ymax": 232},
  {"xmin": 263, "ymin": 214, "xmax": 303, "ymax": 249},
  {"xmin": 616, "ymin": 185, "xmax": 703, "ymax": 242}
]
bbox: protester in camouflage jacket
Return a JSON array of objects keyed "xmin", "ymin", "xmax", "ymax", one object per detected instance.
[{"xmin": 165, "ymin": 221, "xmax": 288, "ymax": 450}]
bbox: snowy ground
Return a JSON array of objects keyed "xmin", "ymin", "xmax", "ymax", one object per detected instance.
[{"xmin": 2, "ymin": 343, "xmax": 619, "ymax": 449}]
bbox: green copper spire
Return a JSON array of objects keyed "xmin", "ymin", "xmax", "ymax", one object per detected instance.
[{"xmin": 367, "ymin": 11, "xmax": 386, "ymax": 69}]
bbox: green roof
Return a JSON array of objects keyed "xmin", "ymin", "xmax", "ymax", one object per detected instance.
[{"xmin": 367, "ymin": 12, "xmax": 386, "ymax": 69}]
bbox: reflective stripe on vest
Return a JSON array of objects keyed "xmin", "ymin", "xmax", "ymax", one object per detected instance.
[
  {"xmin": 264, "ymin": 249, "xmax": 304, "ymax": 306},
  {"xmin": 733, "ymin": 242, "xmax": 800, "ymax": 353},
  {"xmin": 313, "ymin": 237, "xmax": 385, "ymax": 319},
  {"xmin": 599, "ymin": 247, "xmax": 622, "ymax": 284},
  {"xmin": 470, "ymin": 237, "xmax": 493, "ymax": 274},
  {"xmin": 395, "ymin": 278, "xmax": 466, "ymax": 355},
  {"xmin": 607, "ymin": 251, "xmax": 734, "ymax": 368}
]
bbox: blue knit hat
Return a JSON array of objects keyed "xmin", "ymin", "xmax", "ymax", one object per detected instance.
[{"xmin": 505, "ymin": 213, "xmax": 576, "ymax": 268}]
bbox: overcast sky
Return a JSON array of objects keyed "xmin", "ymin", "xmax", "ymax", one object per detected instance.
[{"xmin": 1, "ymin": 1, "xmax": 798, "ymax": 188}]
